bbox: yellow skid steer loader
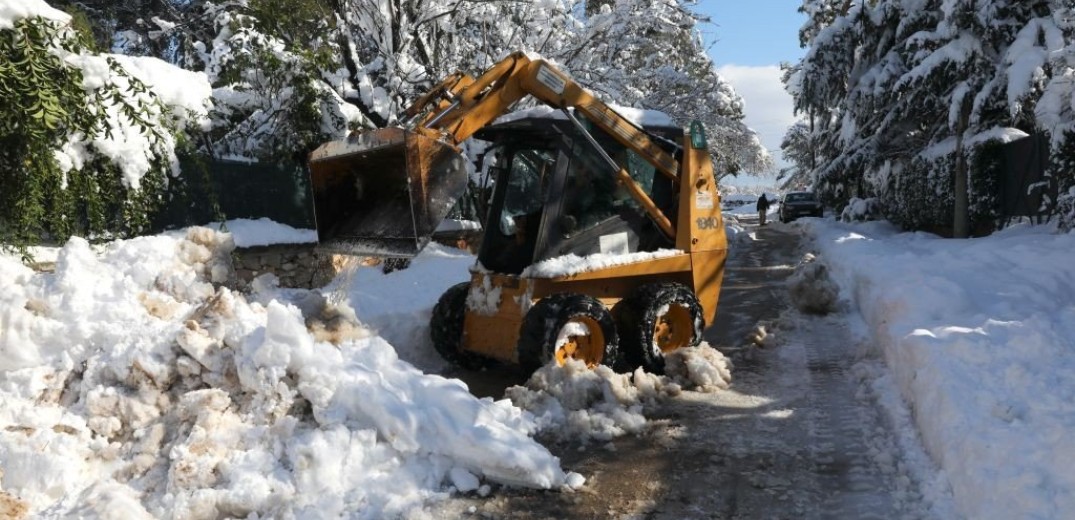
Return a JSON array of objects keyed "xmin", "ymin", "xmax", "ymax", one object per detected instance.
[{"xmin": 308, "ymin": 52, "xmax": 727, "ymax": 374}]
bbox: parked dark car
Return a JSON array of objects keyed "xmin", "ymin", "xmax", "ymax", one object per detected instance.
[{"xmin": 779, "ymin": 191, "xmax": 823, "ymax": 222}]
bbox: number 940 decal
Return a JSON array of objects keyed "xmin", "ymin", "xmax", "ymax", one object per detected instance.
[{"xmin": 695, "ymin": 217, "xmax": 720, "ymax": 230}]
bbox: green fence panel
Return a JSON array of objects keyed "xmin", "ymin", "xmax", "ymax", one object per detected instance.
[{"xmin": 153, "ymin": 156, "xmax": 316, "ymax": 232}]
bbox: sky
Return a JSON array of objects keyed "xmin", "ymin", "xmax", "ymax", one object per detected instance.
[{"xmin": 693, "ymin": 2, "xmax": 807, "ymax": 186}]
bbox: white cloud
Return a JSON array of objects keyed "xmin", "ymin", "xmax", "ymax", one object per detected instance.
[{"xmin": 717, "ymin": 64, "xmax": 801, "ymax": 176}]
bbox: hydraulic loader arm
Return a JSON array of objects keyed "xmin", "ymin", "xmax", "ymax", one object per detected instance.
[{"xmin": 404, "ymin": 52, "xmax": 682, "ymax": 238}]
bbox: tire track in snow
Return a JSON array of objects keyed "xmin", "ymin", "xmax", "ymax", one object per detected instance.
[
  {"xmin": 791, "ymin": 314, "xmax": 923, "ymax": 518},
  {"xmin": 700, "ymin": 223, "xmax": 935, "ymax": 519}
]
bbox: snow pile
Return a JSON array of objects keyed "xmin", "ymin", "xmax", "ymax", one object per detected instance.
[
  {"xmin": 664, "ymin": 344, "xmax": 734, "ymax": 391},
  {"xmin": 839, "ymin": 197, "xmax": 882, "ymax": 222},
  {"xmin": 506, "ymin": 362, "xmax": 661, "ymax": 443},
  {"xmin": 522, "ymin": 249, "xmax": 683, "ymax": 279},
  {"xmin": 786, "ymin": 253, "xmax": 841, "ymax": 315},
  {"xmin": 804, "ymin": 219, "xmax": 1075, "ymax": 519},
  {"xmin": 0, "ymin": 467, "xmax": 28, "ymax": 519},
  {"xmin": 746, "ymin": 324, "xmax": 779, "ymax": 349},
  {"xmin": 723, "ymin": 216, "xmax": 751, "ymax": 244},
  {"xmin": 507, "ymin": 344, "xmax": 732, "ymax": 443},
  {"xmin": 0, "ymin": 229, "xmax": 574, "ymax": 518},
  {"xmin": 331, "ymin": 243, "xmax": 474, "ymax": 371},
  {"xmin": 212, "ymin": 218, "xmax": 316, "ymax": 248}
]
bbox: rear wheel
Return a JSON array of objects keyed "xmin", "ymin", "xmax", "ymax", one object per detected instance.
[
  {"xmin": 518, "ymin": 293, "xmax": 619, "ymax": 374},
  {"xmin": 430, "ymin": 282, "xmax": 490, "ymax": 370},
  {"xmin": 617, "ymin": 282, "xmax": 704, "ymax": 374}
]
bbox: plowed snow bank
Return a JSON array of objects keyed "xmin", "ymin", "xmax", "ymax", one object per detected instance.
[{"xmin": 0, "ymin": 229, "xmax": 574, "ymax": 518}]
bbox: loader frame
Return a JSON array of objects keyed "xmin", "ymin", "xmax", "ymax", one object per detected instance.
[{"xmin": 310, "ymin": 52, "xmax": 728, "ymax": 372}]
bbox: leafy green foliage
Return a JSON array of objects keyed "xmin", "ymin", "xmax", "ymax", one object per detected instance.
[{"xmin": 0, "ymin": 17, "xmax": 172, "ymax": 250}]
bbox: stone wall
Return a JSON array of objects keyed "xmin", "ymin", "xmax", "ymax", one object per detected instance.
[
  {"xmin": 231, "ymin": 232, "xmax": 482, "ymax": 289},
  {"xmin": 232, "ymin": 244, "xmax": 337, "ymax": 289}
]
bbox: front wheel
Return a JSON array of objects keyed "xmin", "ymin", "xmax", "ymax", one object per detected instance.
[
  {"xmin": 616, "ymin": 282, "xmax": 704, "ymax": 374},
  {"xmin": 430, "ymin": 282, "xmax": 490, "ymax": 370},
  {"xmin": 518, "ymin": 293, "xmax": 619, "ymax": 374}
]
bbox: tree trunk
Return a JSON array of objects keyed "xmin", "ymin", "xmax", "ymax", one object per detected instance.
[{"xmin": 953, "ymin": 98, "xmax": 972, "ymax": 238}]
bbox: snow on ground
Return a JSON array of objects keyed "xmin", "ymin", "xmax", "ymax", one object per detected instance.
[
  {"xmin": 328, "ymin": 243, "xmax": 475, "ymax": 371},
  {"xmin": 802, "ymin": 219, "xmax": 1075, "ymax": 519},
  {"xmin": 0, "ymin": 228, "xmax": 580, "ymax": 519},
  {"xmin": 0, "ymin": 215, "xmax": 745, "ymax": 516},
  {"xmin": 506, "ymin": 345, "xmax": 732, "ymax": 444},
  {"xmin": 723, "ymin": 205, "xmax": 778, "ymax": 245}
]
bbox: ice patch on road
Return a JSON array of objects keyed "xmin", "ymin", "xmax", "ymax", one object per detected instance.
[{"xmin": 506, "ymin": 344, "xmax": 732, "ymax": 444}]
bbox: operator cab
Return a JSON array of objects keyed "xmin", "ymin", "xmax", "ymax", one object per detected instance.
[{"xmin": 474, "ymin": 107, "xmax": 682, "ymax": 275}]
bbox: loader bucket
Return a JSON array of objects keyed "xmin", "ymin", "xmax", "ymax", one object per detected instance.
[{"xmin": 308, "ymin": 128, "xmax": 468, "ymax": 257}]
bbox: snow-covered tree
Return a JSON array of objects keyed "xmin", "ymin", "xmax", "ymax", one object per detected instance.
[
  {"xmin": 788, "ymin": 0, "xmax": 1074, "ymax": 233},
  {"xmin": 778, "ymin": 121, "xmax": 814, "ymax": 189},
  {"xmin": 0, "ymin": 2, "xmax": 210, "ymax": 249},
  {"xmin": 72, "ymin": 0, "xmax": 765, "ymax": 169},
  {"xmin": 1036, "ymin": 5, "xmax": 1075, "ymax": 229},
  {"xmin": 566, "ymin": 0, "xmax": 770, "ymax": 175}
]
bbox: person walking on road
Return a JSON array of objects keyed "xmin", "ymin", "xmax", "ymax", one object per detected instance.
[{"xmin": 756, "ymin": 193, "xmax": 771, "ymax": 226}]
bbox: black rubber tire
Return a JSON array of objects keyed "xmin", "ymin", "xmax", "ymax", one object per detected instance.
[
  {"xmin": 430, "ymin": 282, "xmax": 490, "ymax": 370},
  {"xmin": 616, "ymin": 282, "xmax": 704, "ymax": 374},
  {"xmin": 382, "ymin": 257, "xmax": 411, "ymax": 273},
  {"xmin": 518, "ymin": 293, "xmax": 619, "ymax": 374}
]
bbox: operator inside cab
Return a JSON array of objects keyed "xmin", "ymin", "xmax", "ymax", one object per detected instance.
[{"xmin": 485, "ymin": 148, "xmax": 554, "ymax": 273}]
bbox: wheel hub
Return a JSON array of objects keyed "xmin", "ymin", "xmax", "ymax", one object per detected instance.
[
  {"xmin": 653, "ymin": 304, "xmax": 693, "ymax": 354},
  {"xmin": 555, "ymin": 316, "xmax": 605, "ymax": 367}
]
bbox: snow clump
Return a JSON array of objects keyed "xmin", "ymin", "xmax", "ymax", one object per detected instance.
[
  {"xmin": 787, "ymin": 253, "xmax": 841, "ymax": 315},
  {"xmin": 664, "ymin": 344, "xmax": 734, "ymax": 391},
  {"xmin": 507, "ymin": 343, "xmax": 732, "ymax": 443},
  {"xmin": 840, "ymin": 197, "xmax": 882, "ymax": 222}
]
